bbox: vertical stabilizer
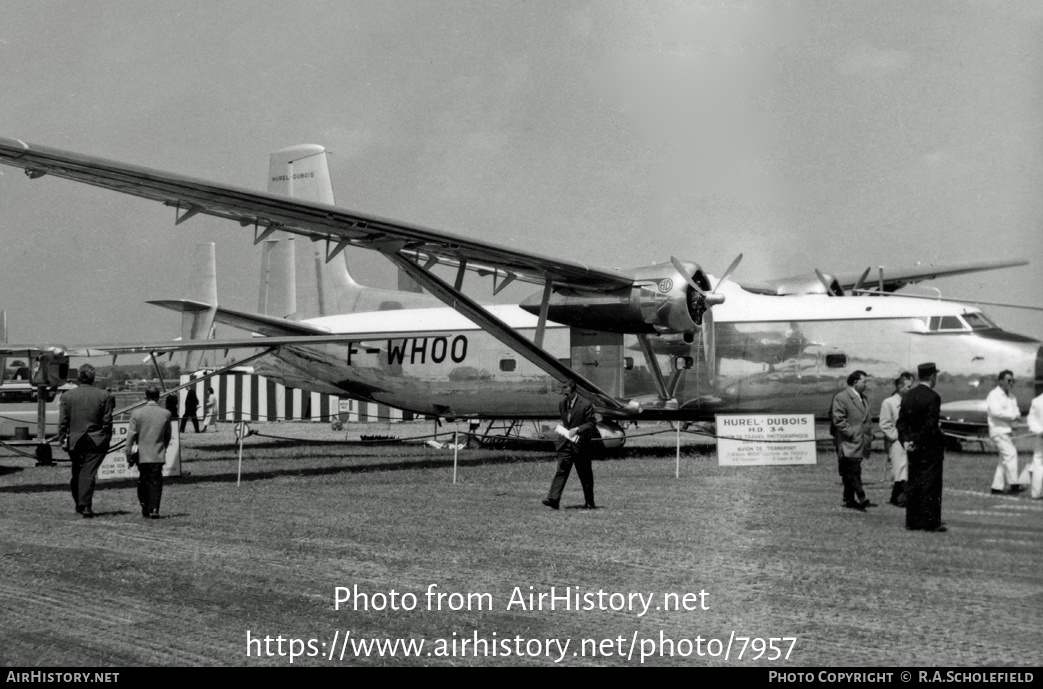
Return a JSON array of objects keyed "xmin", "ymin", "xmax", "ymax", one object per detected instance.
[
  {"xmin": 268, "ymin": 144, "xmax": 356, "ymax": 319},
  {"xmin": 182, "ymin": 243, "xmax": 218, "ymax": 370},
  {"xmin": 257, "ymin": 239, "xmax": 297, "ymax": 318}
]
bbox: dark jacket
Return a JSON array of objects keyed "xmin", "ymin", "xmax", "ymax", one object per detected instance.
[
  {"xmin": 58, "ymin": 384, "xmax": 114, "ymax": 449},
  {"xmin": 555, "ymin": 394, "xmax": 596, "ymax": 452},
  {"xmin": 896, "ymin": 383, "xmax": 943, "ymax": 452}
]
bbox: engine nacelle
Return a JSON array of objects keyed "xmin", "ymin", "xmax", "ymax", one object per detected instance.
[
  {"xmin": 31, "ymin": 347, "xmax": 70, "ymax": 388},
  {"xmin": 520, "ymin": 260, "xmax": 713, "ymax": 335}
]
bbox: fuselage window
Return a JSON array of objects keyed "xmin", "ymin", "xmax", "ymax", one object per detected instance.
[
  {"xmin": 825, "ymin": 353, "xmax": 847, "ymax": 368},
  {"xmin": 499, "ymin": 359, "xmax": 517, "ymax": 372}
]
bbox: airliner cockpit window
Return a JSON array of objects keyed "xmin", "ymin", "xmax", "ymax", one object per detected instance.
[
  {"xmin": 928, "ymin": 316, "xmax": 967, "ymax": 332},
  {"xmin": 962, "ymin": 313, "xmax": 997, "ymax": 330}
]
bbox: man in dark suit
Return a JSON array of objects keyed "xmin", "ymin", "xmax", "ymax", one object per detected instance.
[
  {"xmin": 542, "ymin": 380, "xmax": 597, "ymax": 510},
  {"xmin": 180, "ymin": 388, "xmax": 200, "ymax": 433},
  {"xmin": 127, "ymin": 385, "xmax": 173, "ymax": 519},
  {"xmin": 897, "ymin": 362, "xmax": 946, "ymax": 532},
  {"xmin": 58, "ymin": 363, "xmax": 114, "ymax": 518},
  {"xmin": 830, "ymin": 370, "xmax": 874, "ymax": 510}
]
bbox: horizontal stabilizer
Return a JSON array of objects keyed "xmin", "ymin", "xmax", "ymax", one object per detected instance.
[{"xmin": 148, "ymin": 300, "xmax": 327, "ymax": 338}]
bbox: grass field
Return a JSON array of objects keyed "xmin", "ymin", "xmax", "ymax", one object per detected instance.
[{"xmin": 1, "ymin": 421, "xmax": 1040, "ymax": 667}]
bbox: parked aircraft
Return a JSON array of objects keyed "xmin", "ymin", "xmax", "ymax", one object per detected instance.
[{"xmin": 0, "ymin": 137, "xmax": 1038, "ymax": 448}]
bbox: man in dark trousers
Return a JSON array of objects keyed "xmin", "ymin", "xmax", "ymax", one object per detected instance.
[
  {"xmin": 180, "ymin": 387, "xmax": 200, "ymax": 433},
  {"xmin": 58, "ymin": 363, "xmax": 114, "ymax": 518},
  {"xmin": 127, "ymin": 385, "xmax": 173, "ymax": 519},
  {"xmin": 830, "ymin": 370, "xmax": 874, "ymax": 510},
  {"xmin": 897, "ymin": 362, "xmax": 946, "ymax": 532},
  {"xmin": 542, "ymin": 380, "xmax": 597, "ymax": 510}
]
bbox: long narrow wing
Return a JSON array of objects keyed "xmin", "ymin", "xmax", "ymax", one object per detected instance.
[
  {"xmin": 746, "ymin": 259, "xmax": 1029, "ymax": 295},
  {"xmin": 0, "ymin": 138, "xmax": 634, "ymax": 292}
]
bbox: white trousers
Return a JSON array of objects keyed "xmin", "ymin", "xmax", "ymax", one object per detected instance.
[
  {"xmin": 1032, "ymin": 436, "xmax": 1043, "ymax": 499},
  {"xmin": 990, "ymin": 433, "xmax": 1019, "ymax": 491},
  {"xmin": 888, "ymin": 441, "xmax": 908, "ymax": 482}
]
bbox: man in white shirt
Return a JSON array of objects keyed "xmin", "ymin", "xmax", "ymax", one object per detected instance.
[
  {"xmin": 1027, "ymin": 393, "xmax": 1043, "ymax": 500},
  {"xmin": 879, "ymin": 372, "xmax": 915, "ymax": 506},
  {"xmin": 987, "ymin": 370, "xmax": 1022, "ymax": 495}
]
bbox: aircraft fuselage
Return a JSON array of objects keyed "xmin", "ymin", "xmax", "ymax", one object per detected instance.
[{"xmin": 254, "ymin": 290, "xmax": 1041, "ymax": 421}]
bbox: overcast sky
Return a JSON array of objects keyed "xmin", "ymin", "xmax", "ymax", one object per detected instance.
[{"xmin": 1, "ymin": 0, "xmax": 1040, "ymax": 348}]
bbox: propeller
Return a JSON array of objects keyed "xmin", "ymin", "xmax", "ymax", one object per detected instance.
[
  {"xmin": 813, "ymin": 268, "xmax": 844, "ymax": 296},
  {"xmin": 670, "ymin": 253, "xmax": 742, "ymax": 384},
  {"xmin": 851, "ymin": 266, "xmax": 871, "ymax": 294}
]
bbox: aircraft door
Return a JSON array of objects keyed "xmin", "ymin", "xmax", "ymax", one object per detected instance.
[{"xmin": 571, "ymin": 329, "xmax": 624, "ymax": 399}]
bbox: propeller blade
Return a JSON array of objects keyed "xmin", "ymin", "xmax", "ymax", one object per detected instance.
[
  {"xmin": 713, "ymin": 253, "xmax": 743, "ymax": 293},
  {"xmin": 814, "ymin": 269, "xmax": 837, "ymax": 296},
  {"xmin": 852, "ymin": 266, "xmax": 871, "ymax": 293},
  {"xmin": 878, "ymin": 266, "xmax": 885, "ymax": 292},
  {"xmin": 670, "ymin": 256, "xmax": 708, "ymax": 296},
  {"xmin": 703, "ymin": 308, "xmax": 716, "ymax": 384}
]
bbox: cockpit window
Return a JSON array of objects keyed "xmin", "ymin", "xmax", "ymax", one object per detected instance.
[
  {"xmin": 962, "ymin": 312, "xmax": 997, "ymax": 330},
  {"xmin": 928, "ymin": 316, "xmax": 967, "ymax": 332}
]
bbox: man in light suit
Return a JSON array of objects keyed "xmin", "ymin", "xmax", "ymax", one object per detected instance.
[
  {"xmin": 879, "ymin": 372, "xmax": 915, "ymax": 507},
  {"xmin": 542, "ymin": 380, "xmax": 597, "ymax": 510},
  {"xmin": 58, "ymin": 363, "xmax": 114, "ymax": 519},
  {"xmin": 831, "ymin": 370, "xmax": 874, "ymax": 510},
  {"xmin": 126, "ymin": 385, "xmax": 173, "ymax": 519},
  {"xmin": 1026, "ymin": 392, "xmax": 1043, "ymax": 500},
  {"xmin": 897, "ymin": 362, "xmax": 946, "ymax": 531}
]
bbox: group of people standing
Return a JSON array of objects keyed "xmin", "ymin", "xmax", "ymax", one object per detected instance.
[
  {"xmin": 832, "ymin": 363, "xmax": 1043, "ymax": 534},
  {"xmin": 167, "ymin": 386, "xmax": 218, "ymax": 433}
]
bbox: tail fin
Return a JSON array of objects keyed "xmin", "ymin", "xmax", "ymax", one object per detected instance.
[
  {"xmin": 265, "ymin": 145, "xmax": 435, "ymax": 318},
  {"xmin": 267, "ymin": 145, "xmax": 357, "ymax": 319},
  {"xmin": 181, "ymin": 243, "xmax": 218, "ymax": 370},
  {"xmin": 257, "ymin": 239, "xmax": 296, "ymax": 318}
]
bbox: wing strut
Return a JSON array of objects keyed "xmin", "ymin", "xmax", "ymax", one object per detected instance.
[
  {"xmin": 534, "ymin": 279, "xmax": 552, "ymax": 349},
  {"xmin": 637, "ymin": 334, "xmax": 671, "ymax": 403},
  {"xmin": 385, "ymin": 252, "xmax": 628, "ymax": 414},
  {"xmin": 148, "ymin": 352, "xmax": 167, "ymax": 393}
]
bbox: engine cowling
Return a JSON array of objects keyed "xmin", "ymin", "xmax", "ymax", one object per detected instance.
[{"xmin": 519, "ymin": 260, "xmax": 713, "ymax": 335}]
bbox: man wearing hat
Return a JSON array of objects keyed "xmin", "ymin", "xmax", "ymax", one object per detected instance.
[{"xmin": 897, "ymin": 363, "xmax": 946, "ymax": 532}]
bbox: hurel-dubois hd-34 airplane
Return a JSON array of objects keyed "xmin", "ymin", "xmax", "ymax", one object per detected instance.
[{"xmin": 0, "ymin": 136, "xmax": 1039, "ymax": 449}]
